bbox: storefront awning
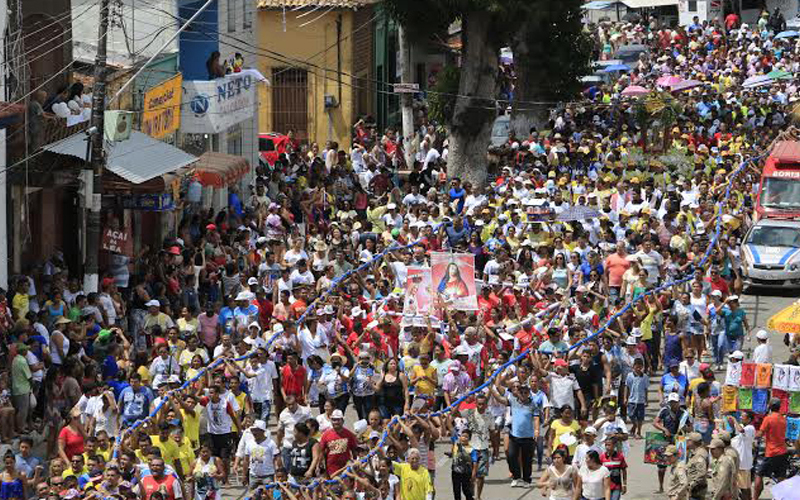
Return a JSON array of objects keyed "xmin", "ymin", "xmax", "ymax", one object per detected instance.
[
  {"xmin": 620, "ymin": 0, "xmax": 678, "ymax": 8},
  {"xmin": 582, "ymin": 1, "xmax": 620, "ymax": 10},
  {"xmin": 193, "ymin": 152, "xmax": 250, "ymax": 188},
  {"xmin": 43, "ymin": 130, "xmax": 198, "ymax": 184}
]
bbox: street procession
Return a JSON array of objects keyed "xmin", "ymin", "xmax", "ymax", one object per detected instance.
[{"xmin": 7, "ymin": 0, "xmax": 800, "ymax": 499}]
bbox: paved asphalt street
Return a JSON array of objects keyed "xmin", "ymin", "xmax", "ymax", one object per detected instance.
[{"xmin": 222, "ymin": 289, "xmax": 798, "ymax": 500}]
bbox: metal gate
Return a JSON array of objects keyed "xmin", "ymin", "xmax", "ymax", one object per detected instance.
[{"xmin": 271, "ymin": 68, "xmax": 308, "ymax": 141}]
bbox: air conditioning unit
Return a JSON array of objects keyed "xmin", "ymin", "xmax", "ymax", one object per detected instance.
[
  {"xmin": 104, "ymin": 110, "xmax": 133, "ymax": 142},
  {"xmin": 324, "ymin": 94, "xmax": 338, "ymax": 109}
]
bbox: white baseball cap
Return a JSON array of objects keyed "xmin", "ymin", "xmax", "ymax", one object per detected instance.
[
  {"xmin": 756, "ymin": 329, "xmax": 769, "ymax": 340},
  {"xmin": 145, "ymin": 299, "xmax": 160, "ymax": 308},
  {"xmin": 730, "ymin": 350, "xmax": 745, "ymax": 359},
  {"xmin": 251, "ymin": 420, "xmax": 268, "ymax": 432},
  {"xmin": 235, "ymin": 291, "xmax": 251, "ymax": 301},
  {"xmin": 248, "ymin": 277, "xmax": 259, "ymax": 286},
  {"xmin": 273, "ymin": 323, "xmax": 285, "ymax": 335},
  {"xmin": 453, "ymin": 345, "xmax": 469, "ymax": 356},
  {"xmin": 584, "ymin": 426, "xmax": 598, "ymax": 435},
  {"xmin": 331, "ymin": 409, "xmax": 345, "ymax": 420},
  {"xmin": 625, "ymin": 336, "xmax": 638, "ymax": 346},
  {"xmin": 711, "ymin": 290, "xmax": 723, "ymax": 297},
  {"xmin": 728, "ymin": 295, "xmax": 740, "ymax": 301},
  {"xmin": 668, "ymin": 393, "xmax": 681, "ymax": 402},
  {"xmin": 248, "ymin": 321, "xmax": 261, "ymax": 331}
]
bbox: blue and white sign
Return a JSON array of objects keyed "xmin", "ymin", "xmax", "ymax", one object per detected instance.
[{"xmin": 180, "ymin": 69, "xmax": 267, "ymax": 134}]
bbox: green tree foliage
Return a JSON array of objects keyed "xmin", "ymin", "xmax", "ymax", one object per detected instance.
[
  {"xmin": 512, "ymin": 0, "xmax": 593, "ymax": 102},
  {"xmin": 427, "ymin": 65, "xmax": 461, "ymax": 125},
  {"xmin": 384, "ymin": 0, "xmax": 591, "ymax": 185}
]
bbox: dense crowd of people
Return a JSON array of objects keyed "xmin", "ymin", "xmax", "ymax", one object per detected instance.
[{"xmin": 3, "ymin": 9, "xmax": 800, "ymax": 500}]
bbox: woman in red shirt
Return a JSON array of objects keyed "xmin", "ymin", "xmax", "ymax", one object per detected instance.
[{"xmin": 57, "ymin": 411, "xmax": 85, "ymax": 465}]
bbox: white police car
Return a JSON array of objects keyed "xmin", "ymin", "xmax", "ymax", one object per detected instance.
[{"xmin": 741, "ymin": 218, "xmax": 800, "ymax": 288}]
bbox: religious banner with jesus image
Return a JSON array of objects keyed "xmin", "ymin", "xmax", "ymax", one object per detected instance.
[
  {"xmin": 430, "ymin": 253, "xmax": 479, "ymax": 312},
  {"xmin": 403, "ymin": 267, "xmax": 434, "ymax": 318}
]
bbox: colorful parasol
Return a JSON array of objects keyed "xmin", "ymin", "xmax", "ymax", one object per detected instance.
[
  {"xmin": 603, "ymin": 64, "xmax": 630, "ymax": 73},
  {"xmin": 742, "ymin": 74, "xmax": 773, "ymax": 88},
  {"xmin": 776, "ymin": 30, "xmax": 800, "ymax": 39},
  {"xmin": 767, "ymin": 69, "xmax": 793, "ymax": 80},
  {"xmin": 656, "ymin": 75, "xmax": 683, "ymax": 87},
  {"xmin": 670, "ymin": 79, "xmax": 704, "ymax": 92},
  {"xmin": 621, "ymin": 85, "xmax": 649, "ymax": 97},
  {"xmin": 767, "ymin": 300, "xmax": 800, "ymax": 334}
]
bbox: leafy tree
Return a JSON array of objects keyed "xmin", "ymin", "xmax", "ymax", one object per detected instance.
[
  {"xmin": 386, "ymin": 0, "xmax": 529, "ymax": 186},
  {"xmin": 510, "ymin": 0, "xmax": 593, "ymax": 135},
  {"xmin": 427, "ymin": 65, "xmax": 460, "ymax": 126},
  {"xmin": 386, "ymin": 0, "xmax": 590, "ymax": 186}
]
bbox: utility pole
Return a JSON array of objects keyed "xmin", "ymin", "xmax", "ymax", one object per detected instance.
[
  {"xmin": 84, "ymin": 0, "xmax": 110, "ymax": 293},
  {"xmin": 398, "ymin": 24, "xmax": 415, "ymax": 168}
]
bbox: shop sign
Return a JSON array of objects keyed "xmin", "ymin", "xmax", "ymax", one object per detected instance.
[
  {"xmin": 180, "ymin": 69, "xmax": 266, "ymax": 134},
  {"xmin": 142, "ymin": 74, "xmax": 183, "ymax": 139},
  {"xmin": 102, "ymin": 227, "xmax": 133, "ymax": 255},
  {"xmin": 120, "ymin": 193, "xmax": 175, "ymax": 211}
]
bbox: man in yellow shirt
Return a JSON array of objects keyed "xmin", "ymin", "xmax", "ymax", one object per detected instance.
[
  {"xmin": 11, "ymin": 279, "xmax": 29, "ymax": 320},
  {"xmin": 150, "ymin": 422, "xmax": 180, "ymax": 471},
  {"xmin": 169, "ymin": 426, "xmax": 196, "ymax": 479},
  {"xmin": 62, "ymin": 454, "xmax": 89, "ymax": 479},
  {"xmin": 393, "ymin": 448, "xmax": 433, "ymax": 500},
  {"xmin": 174, "ymin": 393, "xmax": 201, "ymax": 450}
]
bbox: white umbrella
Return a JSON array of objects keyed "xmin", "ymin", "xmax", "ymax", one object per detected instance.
[{"xmin": 742, "ymin": 75, "xmax": 773, "ymax": 88}]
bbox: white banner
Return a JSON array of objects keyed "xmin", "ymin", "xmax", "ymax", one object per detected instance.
[{"xmin": 180, "ymin": 69, "xmax": 266, "ymax": 134}]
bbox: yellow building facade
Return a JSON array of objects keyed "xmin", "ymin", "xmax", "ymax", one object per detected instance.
[{"xmin": 256, "ymin": 0, "xmax": 375, "ymax": 149}]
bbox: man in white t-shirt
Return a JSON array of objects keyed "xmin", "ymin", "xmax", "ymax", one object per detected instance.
[
  {"xmin": 633, "ymin": 238, "xmax": 664, "ymax": 286},
  {"xmin": 276, "ymin": 395, "xmax": 312, "ymax": 468},
  {"xmin": 546, "ymin": 359, "xmax": 586, "ymax": 414},
  {"xmin": 593, "ymin": 401, "xmax": 630, "ymax": 455},
  {"xmin": 730, "ymin": 411, "xmax": 756, "ymax": 499},
  {"xmin": 289, "ymin": 260, "xmax": 315, "ymax": 287},
  {"xmin": 423, "ymin": 147, "xmax": 440, "ymax": 169},
  {"xmin": 25, "ymin": 346, "xmax": 44, "ymax": 386},
  {"xmin": 242, "ymin": 420, "xmax": 282, "ymax": 488},
  {"xmin": 201, "ymin": 384, "xmax": 242, "ymax": 481},
  {"xmin": 297, "ymin": 322, "xmax": 327, "ymax": 363},
  {"xmin": 752, "ymin": 329, "xmax": 772, "ymax": 364},
  {"xmin": 76, "ymin": 383, "xmax": 104, "ymax": 425},
  {"xmin": 572, "ymin": 426, "xmax": 603, "ymax": 470},
  {"xmin": 388, "ymin": 251, "xmax": 411, "ymax": 289},
  {"xmin": 242, "ymin": 349, "xmax": 279, "ymax": 422},
  {"xmin": 98, "ymin": 280, "xmax": 117, "ymax": 326},
  {"xmin": 402, "ymin": 184, "xmax": 426, "ymax": 207}
]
